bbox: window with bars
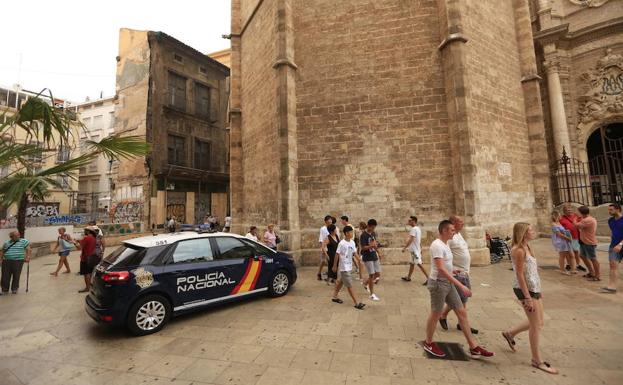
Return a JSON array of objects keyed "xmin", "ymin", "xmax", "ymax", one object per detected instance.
[
  {"xmin": 27, "ymin": 140, "xmax": 42, "ymax": 163},
  {"xmin": 194, "ymin": 139, "xmax": 211, "ymax": 170},
  {"xmin": 195, "ymin": 83, "xmax": 210, "ymax": 119},
  {"xmin": 57, "ymin": 145, "xmax": 70, "ymax": 163},
  {"xmin": 168, "ymin": 72, "xmax": 187, "ymax": 111},
  {"xmin": 56, "ymin": 175, "xmax": 70, "ymax": 189},
  {"xmin": 168, "ymin": 135, "xmax": 186, "ymax": 166}
]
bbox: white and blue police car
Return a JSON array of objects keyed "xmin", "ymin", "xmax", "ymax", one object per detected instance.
[{"xmin": 85, "ymin": 231, "xmax": 296, "ymax": 335}]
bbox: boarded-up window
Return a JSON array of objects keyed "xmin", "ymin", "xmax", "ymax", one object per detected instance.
[
  {"xmin": 168, "ymin": 135, "xmax": 186, "ymax": 166},
  {"xmin": 194, "ymin": 139, "xmax": 211, "ymax": 170},
  {"xmin": 168, "ymin": 72, "xmax": 187, "ymax": 111},
  {"xmin": 195, "ymin": 83, "xmax": 210, "ymax": 119}
]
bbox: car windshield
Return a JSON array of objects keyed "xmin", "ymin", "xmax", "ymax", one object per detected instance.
[{"xmin": 104, "ymin": 245, "xmax": 144, "ymax": 267}]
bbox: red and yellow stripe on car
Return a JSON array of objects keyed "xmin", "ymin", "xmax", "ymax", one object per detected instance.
[{"xmin": 231, "ymin": 259, "xmax": 262, "ymax": 295}]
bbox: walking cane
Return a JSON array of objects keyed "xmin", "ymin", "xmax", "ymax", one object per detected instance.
[{"xmin": 25, "ymin": 261, "xmax": 30, "ymax": 292}]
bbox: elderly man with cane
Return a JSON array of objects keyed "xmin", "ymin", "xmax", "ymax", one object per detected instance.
[{"xmin": 0, "ymin": 231, "xmax": 31, "ymax": 294}]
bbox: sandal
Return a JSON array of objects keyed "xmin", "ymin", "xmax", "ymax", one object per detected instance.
[
  {"xmin": 354, "ymin": 303, "xmax": 366, "ymax": 310},
  {"xmin": 531, "ymin": 360, "xmax": 558, "ymax": 375},
  {"xmin": 582, "ymin": 273, "xmax": 593, "ymax": 278},
  {"xmin": 401, "ymin": 277, "xmax": 411, "ymax": 282},
  {"xmin": 331, "ymin": 298, "xmax": 343, "ymax": 304},
  {"xmin": 502, "ymin": 331, "xmax": 516, "ymax": 352},
  {"xmin": 589, "ymin": 277, "xmax": 601, "ymax": 281}
]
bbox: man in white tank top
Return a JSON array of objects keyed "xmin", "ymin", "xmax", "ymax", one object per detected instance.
[{"xmin": 438, "ymin": 215, "xmax": 478, "ymax": 334}]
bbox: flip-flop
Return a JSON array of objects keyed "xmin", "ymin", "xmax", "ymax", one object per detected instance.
[
  {"xmin": 531, "ymin": 360, "xmax": 558, "ymax": 374},
  {"xmin": 331, "ymin": 298, "xmax": 343, "ymax": 304},
  {"xmin": 502, "ymin": 331, "xmax": 516, "ymax": 352},
  {"xmin": 582, "ymin": 273, "xmax": 593, "ymax": 278},
  {"xmin": 401, "ymin": 277, "xmax": 411, "ymax": 282}
]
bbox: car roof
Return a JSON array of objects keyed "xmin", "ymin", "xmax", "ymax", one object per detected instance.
[{"xmin": 124, "ymin": 231, "xmax": 249, "ymax": 248}]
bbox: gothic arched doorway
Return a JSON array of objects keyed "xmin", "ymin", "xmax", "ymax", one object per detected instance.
[{"xmin": 587, "ymin": 122, "xmax": 623, "ymax": 205}]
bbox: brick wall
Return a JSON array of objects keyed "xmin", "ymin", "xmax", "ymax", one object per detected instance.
[
  {"xmin": 462, "ymin": 0, "xmax": 539, "ymax": 233},
  {"xmin": 293, "ymin": 0, "xmax": 454, "ymax": 251},
  {"xmin": 239, "ymin": 0, "xmax": 280, "ymax": 226}
]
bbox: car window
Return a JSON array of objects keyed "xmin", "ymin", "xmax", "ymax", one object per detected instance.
[
  {"xmin": 240, "ymin": 239, "xmax": 274, "ymax": 256},
  {"xmin": 104, "ymin": 245, "xmax": 144, "ymax": 266},
  {"xmin": 171, "ymin": 239, "xmax": 214, "ymax": 264},
  {"xmin": 215, "ymin": 237, "xmax": 254, "ymax": 259}
]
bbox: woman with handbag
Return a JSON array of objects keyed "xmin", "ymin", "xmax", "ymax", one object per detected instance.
[
  {"xmin": 73, "ymin": 227, "xmax": 97, "ymax": 293},
  {"xmin": 50, "ymin": 227, "xmax": 73, "ymax": 276}
]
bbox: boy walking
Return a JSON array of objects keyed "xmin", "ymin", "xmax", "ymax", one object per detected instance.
[
  {"xmin": 361, "ymin": 219, "xmax": 381, "ymax": 301},
  {"xmin": 421, "ymin": 220, "xmax": 493, "ymax": 359},
  {"xmin": 401, "ymin": 216, "xmax": 429, "ymax": 285},
  {"xmin": 332, "ymin": 226, "xmax": 365, "ymax": 309}
]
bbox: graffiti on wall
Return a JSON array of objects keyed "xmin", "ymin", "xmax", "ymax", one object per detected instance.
[
  {"xmin": 103, "ymin": 222, "xmax": 142, "ymax": 235},
  {"xmin": 25, "ymin": 202, "xmax": 60, "ymax": 218},
  {"xmin": 44, "ymin": 215, "xmax": 86, "ymax": 225},
  {"xmin": 110, "ymin": 201, "xmax": 143, "ymax": 224}
]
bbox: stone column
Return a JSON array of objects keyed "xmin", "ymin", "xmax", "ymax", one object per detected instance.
[
  {"xmin": 229, "ymin": 0, "xmax": 244, "ymax": 234},
  {"xmin": 436, "ymin": 0, "xmax": 489, "ymax": 266},
  {"xmin": 543, "ymin": 55, "xmax": 571, "ymax": 156}
]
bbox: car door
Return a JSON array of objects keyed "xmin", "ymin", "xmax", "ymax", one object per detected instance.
[
  {"xmin": 213, "ymin": 237, "xmax": 263, "ymax": 298},
  {"xmin": 240, "ymin": 239, "xmax": 277, "ymax": 290},
  {"xmin": 161, "ymin": 238, "xmax": 221, "ymax": 311}
]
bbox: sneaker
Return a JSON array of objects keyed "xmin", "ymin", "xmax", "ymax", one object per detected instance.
[
  {"xmin": 565, "ymin": 265, "xmax": 571, "ymax": 271},
  {"xmin": 439, "ymin": 318, "xmax": 448, "ymax": 330},
  {"xmin": 457, "ymin": 323, "xmax": 479, "ymax": 334},
  {"xmin": 354, "ymin": 303, "xmax": 366, "ymax": 310},
  {"xmin": 470, "ymin": 345, "xmax": 494, "ymax": 358},
  {"xmin": 577, "ymin": 265, "xmax": 587, "ymax": 272},
  {"xmin": 421, "ymin": 341, "xmax": 446, "ymax": 358},
  {"xmin": 600, "ymin": 287, "xmax": 617, "ymax": 294},
  {"xmin": 370, "ymin": 294, "xmax": 380, "ymax": 301}
]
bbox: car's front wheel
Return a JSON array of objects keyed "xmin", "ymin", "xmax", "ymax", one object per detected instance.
[
  {"xmin": 268, "ymin": 270, "xmax": 291, "ymax": 297},
  {"xmin": 127, "ymin": 294, "xmax": 171, "ymax": 336}
]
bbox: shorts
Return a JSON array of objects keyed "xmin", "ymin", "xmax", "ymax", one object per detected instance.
[
  {"xmin": 409, "ymin": 251, "xmax": 422, "ymax": 265},
  {"xmin": 608, "ymin": 247, "xmax": 623, "ymax": 263},
  {"xmin": 79, "ymin": 261, "xmax": 90, "ymax": 275},
  {"xmin": 580, "ymin": 243, "xmax": 597, "ymax": 259},
  {"xmin": 58, "ymin": 250, "xmax": 70, "ymax": 257},
  {"xmin": 454, "ymin": 273, "xmax": 471, "ymax": 304},
  {"xmin": 428, "ymin": 279, "xmax": 463, "ymax": 313},
  {"xmin": 513, "ymin": 288, "xmax": 542, "ymax": 300},
  {"xmin": 339, "ymin": 271, "xmax": 353, "ymax": 288},
  {"xmin": 364, "ymin": 260, "xmax": 381, "ymax": 274},
  {"xmin": 571, "ymin": 239, "xmax": 580, "ymax": 252},
  {"xmin": 553, "ymin": 241, "xmax": 571, "ymax": 252}
]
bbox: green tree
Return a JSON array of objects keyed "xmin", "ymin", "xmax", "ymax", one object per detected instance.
[{"xmin": 0, "ymin": 89, "xmax": 149, "ymax": 237}]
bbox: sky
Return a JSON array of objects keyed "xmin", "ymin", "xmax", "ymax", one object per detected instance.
[{"xmin": 1, "ymin": 0, "xmax": 231, "ymax": 102}]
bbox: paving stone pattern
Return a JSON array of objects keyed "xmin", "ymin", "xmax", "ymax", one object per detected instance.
[{"xmin": 0, "ymin": 239, "xmax": 621, "ymax": 384}]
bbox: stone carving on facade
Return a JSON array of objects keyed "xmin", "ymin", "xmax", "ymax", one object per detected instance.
[
  {"xmin": 567, "ymin": 0, "xmax": 610, "ymax": 7},
  {"xmin": 577, "ymin": 49, "xmax": 623, "ymax": 126}
]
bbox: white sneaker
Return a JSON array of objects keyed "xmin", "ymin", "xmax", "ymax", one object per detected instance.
[{"xmin": 370, "ymin": 294, "xmax": 380, "ymax": 301}]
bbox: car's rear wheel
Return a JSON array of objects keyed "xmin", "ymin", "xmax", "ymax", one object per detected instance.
[
  {"xmin": 268, "ymin": 270, "xmax": 291, "ymax": 297},
  {"xmin": 127, "ymin": 294, "xmax": 171, "ymax": 336}
]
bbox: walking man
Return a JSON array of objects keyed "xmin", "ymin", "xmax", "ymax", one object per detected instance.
[
  {"xmin": 438, "ymin": 215, "xmax": 478, "ymax": 334},
  {"xmin": 421, "ymin": 220, "xmax": 493, "ymax": 358},
  {"xmin": 560, "ymin": 205, "xmax": 587, "ymax": 272},
  {"xmin": 340, "ymin": 215, "xmax": 361, "ymax": 275},
  {"xmin": 361, "ymin": 219, "xmax": 381, "ymax": 301},
  {"xmin": 602, "ymin": 203, "xmax": 623, "ymax": 293},
  {"xmin": 575, "ymin": 206, "xmax": 600, "ymax": 281},
  {"xmin": 0, "ymin": 231, "xmax": 31, "ymax": 294},
  {"xmin": 317, "ymin": 215, "xmax": 333, "ymax": 280},
  {"xmin": 401, "ymin": 216, "xmax": 428, "ymax": 285},
  {"xmin": 331, "ymin": 225, "xmax": 365, "ymax": 309}
]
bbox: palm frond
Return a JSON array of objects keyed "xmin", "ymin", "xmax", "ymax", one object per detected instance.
[
  {"xmin": 84, "ymin": 134, "xmax": 151, "ymax": 160},
  {"xmin": 0, "ymin": 173, "xmax": 51, "ymax": 206}
]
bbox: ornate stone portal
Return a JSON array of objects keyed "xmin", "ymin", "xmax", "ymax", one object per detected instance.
[
  {"xmin": 567, "ymin": 0, "xmax": 611, "ymax": 7},
  {"xmin": 577, "ymin": 49, "xmax": 623, "ymax": 147}
]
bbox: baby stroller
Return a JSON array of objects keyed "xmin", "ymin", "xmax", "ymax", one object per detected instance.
[{"xmin": 487, "ymin": 233, "xmax": 511, "ymax": 263}]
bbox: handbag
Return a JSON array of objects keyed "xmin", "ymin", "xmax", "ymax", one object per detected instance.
[{"xmin": 275, "ymin": 234, "xmax": 282, "ymax": 244}]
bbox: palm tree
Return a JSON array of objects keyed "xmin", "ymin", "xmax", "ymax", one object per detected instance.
[{"xmin": 0, "ymin": 89, "xmax": 150, "ymax": 237}]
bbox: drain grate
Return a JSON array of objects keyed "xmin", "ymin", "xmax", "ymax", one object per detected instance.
[{"xmin": 419, "ymin": 341, "xmax": 470, "ymax": 361}]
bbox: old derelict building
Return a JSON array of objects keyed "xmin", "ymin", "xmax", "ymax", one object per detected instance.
[{"xmin": 113, "ymin": 29, "xmax": 230, "ymax": 228}]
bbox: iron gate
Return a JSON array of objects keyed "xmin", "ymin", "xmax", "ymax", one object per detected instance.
[
  {"xmin": 587, "ymin": 126, "xmax": 623, "ymax": 206},
  {"xmin": 551, "ymin": 148, "xmax": 591, "ymax": 206}
]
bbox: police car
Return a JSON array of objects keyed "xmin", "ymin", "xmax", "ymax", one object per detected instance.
[{"xmin": 85, "ymin": 231, "xmax": 296, "ymax": 335}]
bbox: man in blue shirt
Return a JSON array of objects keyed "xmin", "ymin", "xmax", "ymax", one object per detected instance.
[
  {"xmin": 603, "ymin": 203, "xmax": 623, "ymax": 293},
  {"xmin": 0, "ymin": 231, "xmax": 31, "ymax": 294}
]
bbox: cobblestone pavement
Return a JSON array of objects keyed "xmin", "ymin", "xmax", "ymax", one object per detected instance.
[{"xmin": 0, "ymin": 239, "xmax": 621, "ymax": 385}]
